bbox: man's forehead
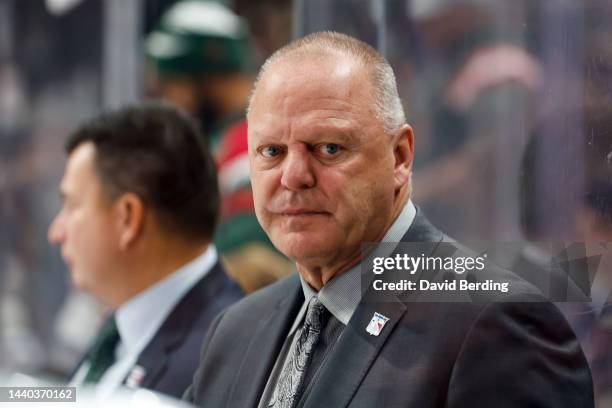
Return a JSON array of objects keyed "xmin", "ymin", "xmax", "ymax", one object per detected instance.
[
  {"xmin": 66, "ymin": 143, "xmax": 96, "ymax": 172},
  {"xmin": 62, "ymin": 142, "xmax": 98, "ymax": 189},
  {"xmin": 258, "ymin": 53, "xmax": 366, "ymax": 97},
  {"xmin": 250, "ymin": 60, "xmax": 371, "ymax": 122}
]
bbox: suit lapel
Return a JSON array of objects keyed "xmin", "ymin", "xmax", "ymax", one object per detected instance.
[
  {"xmin": 228, "ymin": 275, "xmax": 304, "ymax": 408},
  {"xmin": 304, "ymin": 209, "xmax": 444, "ymax": 408},
  {"xmin": 303, "ymin": 300, "xmax": 407, "ymax": 408},
  {"xmin": 127, "ymin": 335, "xmax": 169, "ymax": 389},
  {"xmin": 400, "ymin": 208, "xmax": 446, "ymax": 244},
  {"xmin": 122, "ymin": 262, "xmax": 228, "ymax": 389}
]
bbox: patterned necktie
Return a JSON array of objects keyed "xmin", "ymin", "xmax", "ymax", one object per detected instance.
[
  {"xmin": 268, "ymin": 296, "xmax": 330, "ymax": 408},
  {"xmin": 83, "ymin": 316, "xmax": 120, "ymax": 384}
]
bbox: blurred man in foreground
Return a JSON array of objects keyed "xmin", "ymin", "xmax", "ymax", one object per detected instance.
[
  {"xmin": 185, "ymin": 32, "xmax": 593, "ymax": 407},
  {"xmin": 48, "ymin": 103, "xmax": 242, "ymax": 398}
]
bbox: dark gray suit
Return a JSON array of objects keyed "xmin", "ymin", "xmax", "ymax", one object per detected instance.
[{"xmin": 186, "ymin": 212, "xmax": 593, "ymax": 407}]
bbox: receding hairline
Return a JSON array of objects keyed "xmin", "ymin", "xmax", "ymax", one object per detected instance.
[
  {"xmin": 250, "ymin": 32, "xmax": 385, "ymax": 101},
  {"xmin": 247, "ymin": 31, "xmax": 407, "ymax": 133},
  {"xmin": 268, "ymin": 31, "xmax": 385, "ymax": 68}
]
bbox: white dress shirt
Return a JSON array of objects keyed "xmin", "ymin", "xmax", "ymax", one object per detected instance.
[{"xmin": 71, "ymin": 245, "xmax": 218, "ymax": 398}]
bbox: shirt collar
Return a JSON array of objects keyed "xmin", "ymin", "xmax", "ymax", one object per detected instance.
[
  {"xmin": 115, "ymin": 245, "xmax": 218, "ymax": 353},
  {"xmin": 296, "ymin": 199, "xmax": 416, "ymax": 328}
]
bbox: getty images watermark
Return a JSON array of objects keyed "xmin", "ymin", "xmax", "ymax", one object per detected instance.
[{"xmin": 361, "ymin": 242, "xmax": 599, "ymax": 303}]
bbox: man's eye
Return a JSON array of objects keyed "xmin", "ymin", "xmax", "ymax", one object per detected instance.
[
  {"xmin": 260, "ymin": 145, "xmax": 283, "ymax": 158},
  {"xmin": 318, "ymin": 143, "xmax": 341, "ymax": 156}
]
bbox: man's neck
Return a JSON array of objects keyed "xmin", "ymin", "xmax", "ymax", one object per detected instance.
[
  {"xmin": 111, "ymin": 240, "xmax": 210, "ymax": 308},
  {"xmin": 296, "ymin": 250, "xmax": 362, "ymax": 291}
]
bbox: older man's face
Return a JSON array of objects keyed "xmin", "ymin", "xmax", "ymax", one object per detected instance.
[{"xmin": 248, "ymin": 55, "xmax": 404, "ymax": 270}]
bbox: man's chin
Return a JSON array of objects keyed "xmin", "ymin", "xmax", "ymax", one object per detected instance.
[
  {"xmin": 69, "ymin": 270, "xmax": 87, "ymax": 291},
  {"xmin": 276, "ymin": 242, "xmax": 332, "ymax": 265},
  {"xmin": 272, "ymin": 213, "xmax": 331, "ymax": 231},
  {"xmin": 270, "ymin": 228, "xmax": 337, "ymax": 257}
]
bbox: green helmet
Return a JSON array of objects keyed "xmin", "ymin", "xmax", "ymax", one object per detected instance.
[{"xmin": 146, "ymin": 0, "xmax": 248, "ymax": 76}]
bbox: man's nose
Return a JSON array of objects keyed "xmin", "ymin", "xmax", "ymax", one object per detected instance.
[
  {"xmin": 47, "ymin": 212, "xmax": 65, "ymax": 245},
  {"xmin": 280, "ymin": 149, "xmax": 316, "ymax": 191}
]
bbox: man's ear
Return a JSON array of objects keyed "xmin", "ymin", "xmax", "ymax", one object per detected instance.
[
  {"xmin": 115, "ymin": 193, "xmax": 146, "ymax": 251},
  {"xmin": 393, "ymin": 124, "xmax": 414, "ymax": 191}
]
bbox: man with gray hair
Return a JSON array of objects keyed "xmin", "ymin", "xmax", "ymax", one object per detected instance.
[{"xmin": 185, "ymin": 31, "xmax": 592, "ymax": 407}]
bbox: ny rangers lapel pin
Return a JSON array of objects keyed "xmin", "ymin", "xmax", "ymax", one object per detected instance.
[
  {"xmin": 366, "ymin": 312, "xmax": 390, "ymax": 336},
  {"xmin": 125, "ymin": 365, "xmax": 146, "ymax": 388}
]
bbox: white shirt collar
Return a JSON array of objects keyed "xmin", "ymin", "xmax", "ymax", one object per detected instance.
[{"xmin": 115, "ymin": 245, "xmax": 218, "ymax": 355}]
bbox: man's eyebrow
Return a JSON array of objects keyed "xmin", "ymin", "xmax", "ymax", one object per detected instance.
[
  {"xmin": 302, "ymin": 126, "xmax": 355, "ymax": 144},
  {"xmin": 249, "ymin": 123, "xmax": 356, "ymax": 144},
  {"xmin": 250, "ymin": 130, "xmax": 282, "ymax": 145},
  {"xmin": 315, "ymin": 128, "xmax": 354, "ymax": 141}
]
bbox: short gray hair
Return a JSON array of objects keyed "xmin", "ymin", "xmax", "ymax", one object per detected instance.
[{"xmin": 248, "ymin": 31, "xmax": 406, "ymax": 134}]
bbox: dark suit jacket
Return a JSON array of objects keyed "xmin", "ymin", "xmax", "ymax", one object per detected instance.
[
  {"xmin": 74, "ymin": 261, "xmax": 243, "ymax": 399},
  {"xmin": 185, "ymin": 212, "xmax": 594, "ymax": 407}
]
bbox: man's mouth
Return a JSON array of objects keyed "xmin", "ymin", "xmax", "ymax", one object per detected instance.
[{"xmin": 279, "ymin": 209, "xmax": 328, "ymax": 216}]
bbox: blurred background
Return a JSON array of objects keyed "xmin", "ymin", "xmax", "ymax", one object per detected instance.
[{"xmin": 1, "ymin": 0, "xmax": 611, "ymax": 396}]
